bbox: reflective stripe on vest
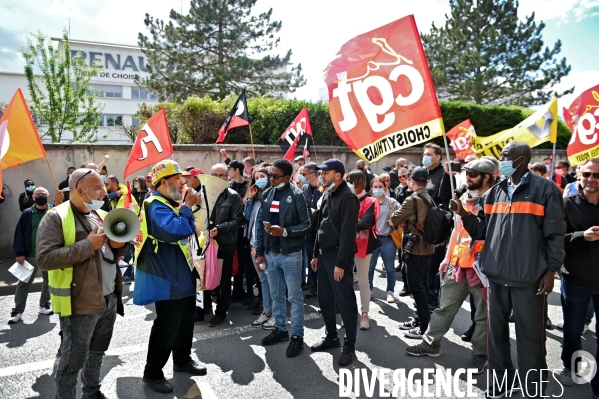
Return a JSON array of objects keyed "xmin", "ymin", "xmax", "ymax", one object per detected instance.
[
  {"xmin": 47, "ymin": 202, "xmax": 107, "ymax": 317},
  {"xmin": 450, "ymin": 199, "xmax": 484, "ymax": 268},
  {"xmin": 136, "ymin": 195, "xmax": 193, "ymax": 271}
]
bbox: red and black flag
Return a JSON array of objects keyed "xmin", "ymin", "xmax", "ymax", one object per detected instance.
[
  {"xmin": 302, "ymin": 135, "xmax": 311, "ymax": 163},
  {"xmin": 216, "ymin": 90, "xmax": 250, "ymax": 143},
  {"xmin": 278, "ymin": 107, "xmax": 312, "ymax": 160}
]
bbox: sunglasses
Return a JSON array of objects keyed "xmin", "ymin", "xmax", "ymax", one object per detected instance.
[
  {"xmin": 269, "ymin": 173, "xmax": 284, "ymax": 180},
  {"xmin": 400, "ymin": 175, "xmax": 407, "ymax": 178},
  {"xmin": 582, "ymin": 172, "xmax": 599, "ymax": 179},
  {"xmin": 466, "ymin": 171, "xmax": 482, "ymax": 178},
  {"xmin": 211, "ymin": 173, "xmax": 227, "ymax": 179},
  {"xmin": 75, "ymin": 170, "xmax": 93, "ymax": 188}
]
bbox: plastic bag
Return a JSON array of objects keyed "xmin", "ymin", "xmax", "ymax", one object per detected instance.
[{"xmin": 204, "ymin": 235, "xmax": 221, "ymax": 290}]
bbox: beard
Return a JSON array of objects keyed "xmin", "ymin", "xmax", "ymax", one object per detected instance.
[
  {"xmin": 165, "ymin": 180, "xmax": 182, "ymax": 201},
  {"xmin": 466, "ymin": 179, "xmax": 483, "ymax": 192}
]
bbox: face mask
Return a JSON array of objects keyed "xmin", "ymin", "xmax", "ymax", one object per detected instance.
[
  {"xmin": 372, "ymin": 188, "xmax": 385, "ymax": 197},
  {"xmin": 35, "ymin": 196, "xmax": 48, "ymax": 206},
  {"xmin": 255, "ymin": 177, "xmax": 268, "ymax": 189},
  {"xmin": 26, "ymin": 185, "xmax": 36, "ymax": 192},
  {"xmin": 422, "ymin": 156, "xmax": 433, "ymax": 168},
  {"xmin": 82, "ymin": 189, "xmax": 105, "ymax": 211},
  {"xmin": 134, "ymin": 183, "xmax": 140, "ymax": 189},
  {"xmin": 319, "ymin": 176, "xmax": 324, "ymax": 185},
  {"xmin": 346, "ymin": 182, "xmax": 354, "ymax": 193},
  {"xmin": 500, "ymin": 157, "xmax": 521, "ymax": 178},
  {"xmin": 100, "ymin": 175, "xmax": 107, "ymax": 182},
  {"xmin": 326, "ymin": 181, "xmax": 336, "ymax": 192},
  {"xmin": 273, "ymin": 181, "xmax": 286, "ymax": 189},
  {"xmin": 298, "ymin": 175, "xmax": 308, "ymax": 184}
]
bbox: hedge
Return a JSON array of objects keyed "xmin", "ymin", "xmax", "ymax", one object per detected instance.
[{"xmin": 136, "ymin": 96, "xmax": 570, "ymax": 150}]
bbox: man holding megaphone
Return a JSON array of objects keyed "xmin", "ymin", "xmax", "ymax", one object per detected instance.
[
  {"xmin": 36, "ymin": 168, "xmax": 129, "ymax": 399},
  {"xmin": 133, "ymin": 160, "xmax": 208, "ymax": 394}
]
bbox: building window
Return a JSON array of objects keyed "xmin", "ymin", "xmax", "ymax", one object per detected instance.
[
  {"xmin": 88, "ymin": 85, "xmax": 122, "ymax": 98},
  {"xmin": 132, "ymin": 117, "xmax": 140, "ymax": 127},
  {"xmin": 132, "ymin": 87, "xmax": 157, "ymax": 101},
  {"xmin": 100, "ymin": 115, "xmax": 123, "ymax": 127}
]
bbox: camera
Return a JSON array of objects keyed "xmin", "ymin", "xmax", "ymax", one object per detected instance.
[{"xmin": 403, "ymin": 232, "xmax": 420, "ymax": 254}]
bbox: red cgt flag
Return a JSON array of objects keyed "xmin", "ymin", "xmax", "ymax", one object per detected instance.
[
  {"xmin": 216, "ymin": 90, "xmax": 250, "ymax": 143},
  {"xmin": 278, "ymin": 107, "xmax": 313, "ymax": 160},
  {"xmin": 323, "ymin": 15, "xmax": 444, "ymax": 162},
  {"xmin": 565, "ymin": 83, "xmax": 599, "ymax": 166},
  {"xmin": 124, "ymin": 108, "xmax": 173, "ymax": 178},
  {"xmin": 446, "ymin": 119, "xmax": 476, "ymax": 159}
]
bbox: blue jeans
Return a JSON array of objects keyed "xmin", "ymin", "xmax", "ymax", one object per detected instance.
[
  {"xmin": 368, "ymin": 236, "xmax": 397, "ymax": 292},
  {"xmin": 560, "ymin": 275, "xmax": 599, "ymax": 394},
  {"xmin": 266, "ymin": 250, "xmax": 304, "ymax": 337},
  {"xmin": 252, "ymin": 257, "xmax": 272, "ymax": 313}
]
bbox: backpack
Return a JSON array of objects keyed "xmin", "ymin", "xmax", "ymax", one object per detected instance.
[{"xmin": 413, "ymin": 194, "xmax": 453, "ymax": 245}]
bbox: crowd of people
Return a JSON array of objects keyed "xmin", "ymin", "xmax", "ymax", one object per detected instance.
[{"xmin": 3, "ymin": 142, "xmax": 599, "ymax": 399}]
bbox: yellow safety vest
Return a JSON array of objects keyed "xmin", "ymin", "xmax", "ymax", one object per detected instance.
[
  {"xmin": 135, "ymin": 195, "xmax": 193, "ymax": 271},
  {"xmin": 47, "ymin": 202, "xmax": 107, "ymax": 317},
  {"xmin": 111, "ymin": 183, "xmax": 140, "ymax": 214},
  {"xmin": 450, "ymin": 197, "xmax": 485, "ymax": 268}
]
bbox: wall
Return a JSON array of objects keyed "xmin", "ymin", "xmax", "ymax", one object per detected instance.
[{"xmin": 0, "ymin": 143, "xmax": 565, "ymax": 257}]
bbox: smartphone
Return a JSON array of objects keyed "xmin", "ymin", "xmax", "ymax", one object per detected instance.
[
  {"xmin": 263, "ymin": 221, "xmax": 271, "ymax": 227},
  {"xmin": 450, "ymin": 163, "xmax": 462, "ymax": 172}
]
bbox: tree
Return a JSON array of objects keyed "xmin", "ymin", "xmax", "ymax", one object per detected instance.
[
  {"xmin": 21, "ymin": 29, "xmax": 105, "ymax": 143},
  {"xmin": 421, "ymin": 0, "xmax": 573, "ymax": 106},
  {"xmin": 137, "ymin": 0, "xmax": 306, "ymax": 101}
]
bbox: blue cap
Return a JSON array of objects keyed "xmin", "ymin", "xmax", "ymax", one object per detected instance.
[{"xmin": 316, "ymin": 158, "xmax": 345, "ymax": 175}]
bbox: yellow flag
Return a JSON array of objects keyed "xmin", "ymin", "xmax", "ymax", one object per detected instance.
[{"xmin": 471, "ymin": 98, "xmax": 558, "ymax": 158}]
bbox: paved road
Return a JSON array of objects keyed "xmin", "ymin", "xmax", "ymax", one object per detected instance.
[{"xmin": 0, "ymin": 261, "xmax": 595, "ymax": 398}]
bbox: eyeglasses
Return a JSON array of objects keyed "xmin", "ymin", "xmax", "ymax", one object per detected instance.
[
  {"xmin": 211, "ymin": 173, "xmax": 227, "ymax": 179},
  {"xmin": 465, "ymin": 171, "xmax": 482, "ymax": 178},
  {"xmin": 400, "ymin": 175, "xmax": 407, "ymax": 179},
  {"xmin": 75, "ymin": 170, "xmax": 93, "ymax": 188},
  {"xmin": 25, "ymin": 182, "xmax": 35, "ymax": 187},
  {"xmin": 269, "ymin": 173, "xmax": 284, "ymax": 180},
  {"xmin": 347, "ymin": 180, "xmax": 354, "ymax": 184},
  {"xmin": 582, "ymin": 172, "xmax": 599, "ymax": 179}
]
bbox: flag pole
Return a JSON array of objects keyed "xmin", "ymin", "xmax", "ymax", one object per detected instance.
[
  {"xmin": 44, "ymin": 156, "xmax": 59, "ymax": 189},
  {"xmin": 248, "ymin": 125, "xmax": 256, "ymax": 159},
  {"xmin": 549, "ymin": 142, "xmax": 557, "ymax": 179},
  {"xmin": 442, "ymin": 133, "xmax": 456, "ymax": 196}
]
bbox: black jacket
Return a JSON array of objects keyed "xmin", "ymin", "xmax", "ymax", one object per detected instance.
[
  {"xmin": 313, "ymin": 181, "xmax": 360, "ymax": 269},
  {"xmin": 255, "ymin": 183, "xmax": 311, "ymax": 256},
  {"xmin": 18, "ymin": 192, "xmax": 34, "ymax": 212},
  {"xmin": 230, "ymin": 179, "xmax": 249, "ymax": 198},
  {"xmin": 13, "ymin": 207, "xmax": 34, "ymax": 257},
  {"xmin": 431, "ymin": 165, "xmax": 455, "ymax": 209},
  {"xmin": 562, "ymin": 192, "xmax": 599, "ymax": 287},
  {"xmin": 389, "ymin": 169, "xmax": 400, "ymax": 190},
  {"xmin": 462, "ymin": 173, "xmax": 566, "ymax": 287},
  {"xmin": 210, "ymin": 188, "xmax": 244, "ymax": 251}
]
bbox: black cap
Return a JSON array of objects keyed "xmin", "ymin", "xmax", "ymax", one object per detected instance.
[
  {"xmin": 382, "ymin": 165, "xmax": 392, "ymax": 172},
  {"xmin": 316, "ymin": 159, "xmax": 345, "ymax": 175},
  {"xmin": 411, "ymin": 167, "xmax": 429, "ymax": 183},
  {"xmin": 228, "ymin": 160, "xmax": 244, "ymax": 172}
]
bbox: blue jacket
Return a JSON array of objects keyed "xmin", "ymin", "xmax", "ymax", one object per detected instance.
[
  {"xmin": 134, "ymin": 193, "xmax": 196, "ymax": 305},
  {"xmin": 256, "ymin": 183, "xmax": 311, "ymax": 257},
  {"xmin": 13, "ymin": 207, "xmax": 34, "ymax": 257}
]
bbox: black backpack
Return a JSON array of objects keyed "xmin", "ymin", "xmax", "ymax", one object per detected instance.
[{"xmin": 413, "ymin": 194, "xmax": 453, "ymax": 245}]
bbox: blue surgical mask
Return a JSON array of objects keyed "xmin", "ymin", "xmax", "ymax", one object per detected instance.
[
  {"xmin": 273, "ymin": 182, "xmax": 286, "ymax": 189},
  {"xmin": 319, "ymin": 176, "xmax": 324, "ymax": 185},
  {"xmin": 26, "ymin": 185, "xmax": 36, "ymax": 192},
  {"xmin": 134, "ymin": 183, "xmax": 140, "ymax": 189},
  {"xmin": 326, "ymin": 182, "xmax": 336, "ymax": 192},
  {"xmin": 372, "ymin": 188, "xmax": 385, "ymax": 197},
  {"xmin": 422, "ymin": 156, "xmax": 433, "ymax": 168},
  {"xmin": 298, "ymin": 175, "xmax": 308, "ymax": 184},
  {"xmin": 499, "ymin": 157, "xmax": 521, "ymax": 178},
  {"xmin": 82, "ymin": 189, "xmax": 105, "ymax": 211},
  {"xmin": 101, "ymin": 175, "xmax": 107, "ymax": 182},
  {"xmin": 255, "ymin": 177, "xmax": 268, "ymax": 189},
  {"xmin": 346, "ymin": 182, "xmax": 354, "ymax": 193}
]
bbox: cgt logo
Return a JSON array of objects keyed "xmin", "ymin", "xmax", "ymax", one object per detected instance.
[
  {"xmin": 333, "ymin": 38, "xmax": 425, "ymax": 134},
  {"xmin": 571, "ymin": 350, "xmax": 597, "ymax": 384}
]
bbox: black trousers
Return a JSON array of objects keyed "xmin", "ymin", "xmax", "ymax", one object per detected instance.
[
  {"xmin": 144, "ymin": 295, "xmax": 195, "ymax": 380},
  {"xmin": 487, "ymin": 280, "xmax": 548, "ymax": 397},
  {"xmin": 317, "ymin": 254, "xmax": 358, "ymax": 347},
  {"xmin": 233, "ymin": 233, "xmax": 255, "ymax": 297},
  {"xmin": 214, "ymin": 248, "xmax": 235, "ymax": 317},
  {"xmin": 405, "ymin": 254, "xmax": 431, "ymax": 331}
]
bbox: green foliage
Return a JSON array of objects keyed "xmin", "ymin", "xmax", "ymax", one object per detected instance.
[
  {"xmin": 134, "ymin": 97, "xmax": 571, "ymax": 150},
  {"xmin": 421, "ymin": 0, "xmax": 572, "ymax": 106},
  {"xmin": 21, "ymin": 29, "xmax": 105, "ymax": 143},
  {"xmin": 137, "ymin": 0, "xmax": 305, "ymax": 101}
]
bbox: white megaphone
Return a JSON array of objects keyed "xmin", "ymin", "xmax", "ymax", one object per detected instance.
[{"xmin": 98, "ymin": 208, "xmax": 141, "ymax": 246}]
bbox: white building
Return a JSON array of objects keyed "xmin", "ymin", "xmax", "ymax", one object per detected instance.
[{"xmin": 0, "ymin": 38, "xmax": 159, "ymax": 143}]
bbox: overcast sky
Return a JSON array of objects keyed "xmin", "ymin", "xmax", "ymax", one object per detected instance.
[{"xmin": 1, "ymin": 0, "xmax": 598, "ymax": 113}]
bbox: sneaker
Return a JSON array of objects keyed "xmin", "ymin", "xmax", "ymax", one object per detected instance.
[
  {"xmin": 123, "ymin": 275, "xmax": 132, "ymax": 284},
  {"xmin": 360, "ymin": 314, "xmax": 370, "ymax": 330},
  {"xmin": 406, "ymin": 344, "xmax": 441, "ymax": 357},
  {"xmin": 546, "ymin": 317, "xmax": 553, "ymax": 330},
  {"xmin": 286, "ymin": 336, "xmax": 304, "ymax": 357},
  {"xmin": 252, "ymin": 312, "xmax": 272, "ymax": 327},
  {"xmin": 399, "ymin": 317, "xmax": 419, "ymax": 330},
  {"xmin": 194, "ymin": 307, "xmax": 205, "ymax": 324},
  {"xmin": 461, "ymin": 323, "xmax": 475, "ymax": 342},
  {"xmin": 311, "ymin": 336, "xmax": 341, "ymax": 352},
  {"xmin": 583, "ymin": 323, "xmax": 590, "ymax": 334},
  {"xmin": 554, "ymin": 368, "xmax": 574, "ymax": 387},
  {"xmin": 338, "ymin": 346, "xmax": 355, "ymax": 366},
  {"xmin": 208, "ymin": 315, "xmax": 225, "ymax": 327},
  {"xmin": 556, "ymin": 321, "xmax": 564, "ymax": 329},
  {"xmin": 262, "ymin": 317, "xmax": 275, "ymax": 330},
  {"xmin": 39, "ymin": 304, "xmax": 54, "ymax": 316},
  {"xmin": 399, "ymin": 285, "xmax": 411, "ymax": 297},
  {"xmin": 387, "ymin": 291, "xmax": 396, "ymax": 303},
  {"xmin": 467, "ymin": 354, "xmax": 488, "ymax": 375},
  {"xmin": 262, "ymin": 329, "xmax": 289, "ymax": 346},
  {"xmin": 353, "ymin": 274, "xmax": 358, "ymax": 283},
  {"xmin": 404, "ymin": 327, "xmax": 424, "ymax": 339},
  {"xmin": 8, "ymin": 312, "xmax": 22, "ymax": 325}
]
